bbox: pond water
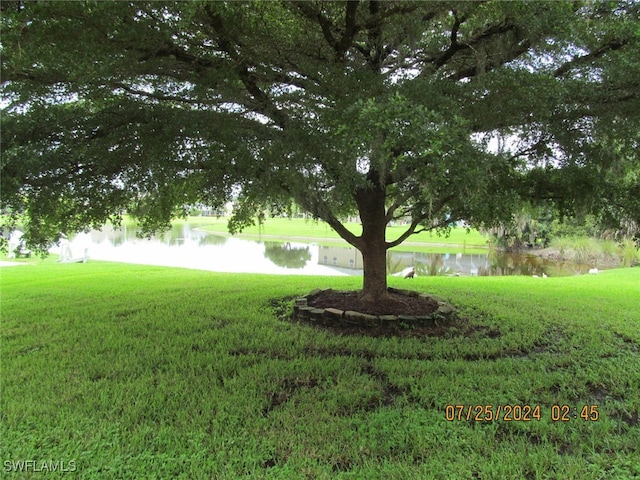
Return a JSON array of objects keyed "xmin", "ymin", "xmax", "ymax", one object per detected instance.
[{"xmin": 54, "ymin": 223, "xmax": 589, "ymax": 277}]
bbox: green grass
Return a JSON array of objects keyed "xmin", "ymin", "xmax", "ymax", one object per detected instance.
[
  {"xmin": 194, "ymin": 216, "xmax": 489, "ymax": 249},
  {"xmin": 1, "ymin": 262, "xmax": 639, "ymax": 479}
]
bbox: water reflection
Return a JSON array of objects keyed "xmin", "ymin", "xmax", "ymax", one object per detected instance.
[
  {"xmin": 56, "ymin": 223, "xmax": 589, "ymax": 276},
  {"xmin": 264, "ymin": 242, "xmax": 312, "ymax": 269},
  {"xmin": 105, "ymin": 224, "xmax": 227, "ymax": 248}
]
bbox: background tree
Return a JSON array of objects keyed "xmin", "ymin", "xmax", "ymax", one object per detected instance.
[{"xmin": 2, "ymin": 1, "xmax": 639, "ymax": 302}]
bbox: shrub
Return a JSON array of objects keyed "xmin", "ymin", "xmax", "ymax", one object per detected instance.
[
  {"xmin": 620, "ymin": 239, "xmax": 640, "ymax": 267},
  {"xmin": 549, "ymin": 237, "xmax": 573, "ymax": 257},
  {"xmin": 550, "ymin": 236, "xmax": 639, "ymax": 267}
]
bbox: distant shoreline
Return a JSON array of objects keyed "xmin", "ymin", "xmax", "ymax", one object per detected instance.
[{"xmin": 191, "ymin": 227, "xmax": 488, "ymax": 250}]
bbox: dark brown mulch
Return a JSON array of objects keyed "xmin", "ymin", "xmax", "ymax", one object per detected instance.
[{"xmin": 307, "ymin": 290, "xmax": 439, "ymax": 316}]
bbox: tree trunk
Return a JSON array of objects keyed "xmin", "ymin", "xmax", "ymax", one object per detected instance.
[
  {"xmin": 355, "ymin": 180, "xmax": 390, "ymax": 302},
  {"xmin": 360, "ymin": 237, "xmax": 389, "ymax": 302}
]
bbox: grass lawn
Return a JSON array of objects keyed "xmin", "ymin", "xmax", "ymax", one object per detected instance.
[{"xmin": 1, "ymin": 261, "xmax": 639, "ymax": 479}]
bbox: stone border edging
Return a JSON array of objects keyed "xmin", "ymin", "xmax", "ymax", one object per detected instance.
[{"xmin": 292, "ymin": 287, "xmax": 457, "ymax": 329}]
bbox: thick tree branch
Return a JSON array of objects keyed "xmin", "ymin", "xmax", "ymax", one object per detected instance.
[
  {"xmin": 133, "ymin": 42, "xmax": 218, "ymax": 72},
  {"xmin": 385, "ymin": 188, "xmax": 418, "ymax": 223},
  {"xmin": 385, "ymin": 190, "xmax": 458, "ymax": 249},
  {"xmin": 385, "ymin": 214, "xmax": 429, "ymax": 249},
  {"xmin": 295, "ymin": 193, "xmax": 362, "ymax": 249},
  {"xmin": 449, "ymin": 39, "xmax": 531, "ymax": 81},
  {"xmin": 204, "ymin": 5, "xmax": 288, "ymax": 129},
  {"xmin": 260, "ymin": 165, "xmax": 362, "ymax": 249},
  {"xmin": 434, "ymin": 19, "xmax": 531, "ymax": 81},
  {"xmin": 554, "ymin": 38, "xmax": 629, "ymax": 77},
  {"xmin": 293, "ymin": 2, "xmax": 337, "ymax": 50},
  {"xmin": 337, "ymin": 1, "xmax": 360, "ymax": 56},
  {"xmin": 111, "ymin": 83, "xmax": 213, "ymax": 106},
  {"xmin": 365, "ymin": 0, "xmax": 383, "ymax": 70},
  {"xmin": 294, "ymin": 1, "xmax": 361, "ymax": 62},
  {"xmin": 429, "ymin": 10, "xmax": 468, "ymax": 70}
]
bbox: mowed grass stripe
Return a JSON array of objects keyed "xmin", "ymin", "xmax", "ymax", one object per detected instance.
[{"xmin": 1, "ymin": 262, "xmax": 638, "ymax": 479}]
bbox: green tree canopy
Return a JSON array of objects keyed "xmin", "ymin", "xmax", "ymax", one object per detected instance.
[{"xmin": 2, "ymin": 0, "xmax": 639, "ymax": 300}]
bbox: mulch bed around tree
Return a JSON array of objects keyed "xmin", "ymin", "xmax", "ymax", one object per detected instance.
[
  {"xmin": 269, "ymin": 290, "xmax": 489, "ymax": 338},
  {"xmin": 307, "ymin": 290, "xmax": 439, "ymax": 316}
]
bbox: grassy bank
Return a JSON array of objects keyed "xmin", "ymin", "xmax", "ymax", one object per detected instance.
[
  {"xmin": 1, "ymin": 262, "xmax": 639, "ymax": 479},
  {"xmin": 193, "ymin": 217, "xmax": 488, "ymax": 248},
  {"xmin": 548, "ymin": 237, "xmax": 640, "ymax": 268}
]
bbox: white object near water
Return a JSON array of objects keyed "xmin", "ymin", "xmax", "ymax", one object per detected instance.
[
  {"xmin": 59, "ymin": 237, "xmax": 88, "ymax": 263},
  {"xmin": 6, "ymin": 231, "xmax": 31, "ymax": 258}
]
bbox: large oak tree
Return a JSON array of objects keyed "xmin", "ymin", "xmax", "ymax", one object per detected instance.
[{"xmin": 2, "ymin": 1, "xmax": 639, "ymax": 301}]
